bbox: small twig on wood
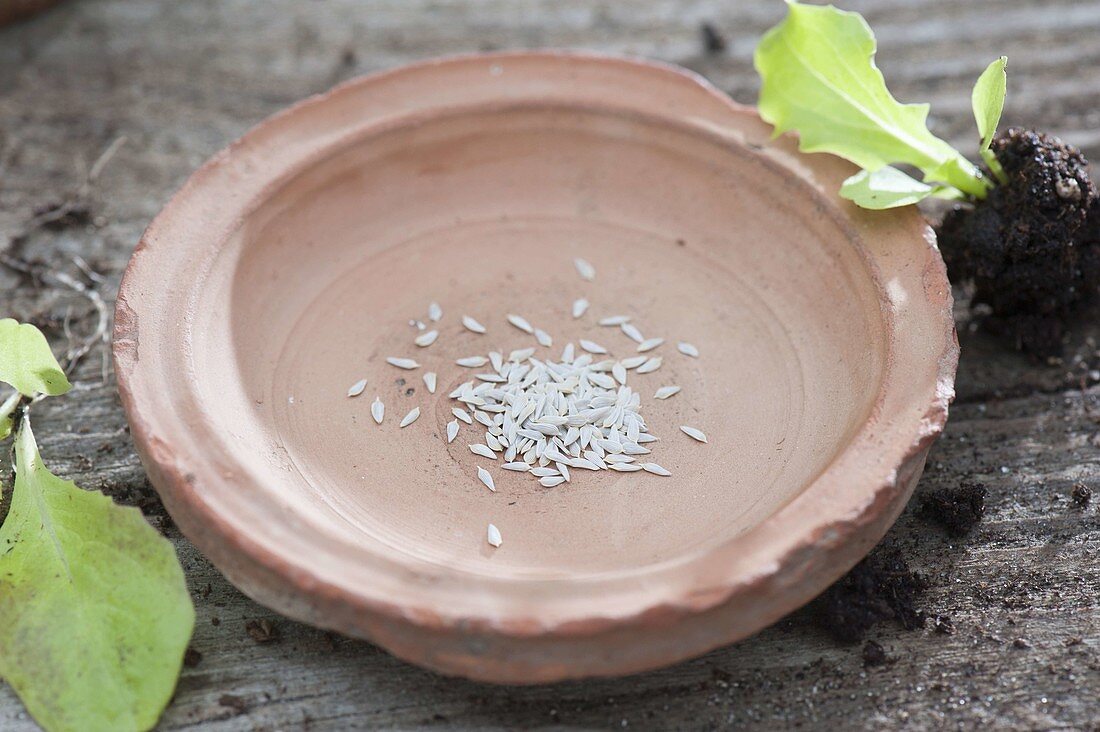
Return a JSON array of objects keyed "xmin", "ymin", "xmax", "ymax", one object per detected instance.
[
  {"xmin": 0, "ymin": 251, "xmax": 111, "ymax": 399},
  {"xmin": 2, "ymin": 134, "xmax": 127, "ymax": 249},
  {"xmin": 49, "ymin": 270, "xmax": 110, "ymax": 387},
  {"xmin": 71, "ymin": 254, "xmax": 106, "ymax": 285},
  {"xmin": 87, "ymin": 136, "xmax": 127, "ymax": 185}
]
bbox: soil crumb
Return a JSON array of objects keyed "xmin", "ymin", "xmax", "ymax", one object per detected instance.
[
  {"xmin": 700, "ymin": 22, "xmax": 727, "ymax": 54},
  {"xmin": 932, "ymin": 614, "xmax": 956, "ymax": 636},
  {"xmin": 919, "ymin": 481, "xmax": 986, "ymax": 536},
  {"xmin": 861, "ymin": 640, "xmax": 889, "ymax": 666},
  {"xmin": 218, "ymin": 694, "xmax": 249, "ymax": 715},
  {"xmin": 813, "ymin": 548, "xmax": 926, "ymax": 643},
  {"xmin": 245, "ymin": 618, "xmax": 280, "ymax": 644},
  {"xmin": 1071, "ymin": 482, "xmax": 1092, "ymax": 507},
  {"xmin": 938, "ymin": 128, "xmax": 1097, "ymax": 356}
]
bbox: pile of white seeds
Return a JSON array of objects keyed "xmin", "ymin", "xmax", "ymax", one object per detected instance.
[
  {"xmin": 448, "ymin": 347, "xmax": 669, "ymax": 486},
  {"xmin": 345, "ymin": 257, "xmax": 707, "ymax": 549}
]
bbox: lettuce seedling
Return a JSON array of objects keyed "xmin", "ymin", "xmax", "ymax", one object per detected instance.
[
  {"xmin": 756, "ymin": 1, "xmax": 1099, "ymax": 357},
  {"xmin": 754, "ymin": 1, "xmax": 1007, "ymax": 209}
]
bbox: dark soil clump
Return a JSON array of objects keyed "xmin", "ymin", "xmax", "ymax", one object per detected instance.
[
  {"xmin": 919, "ymin": 481, "xmax": 986, "ymax": 536},
  {"xmin": 1071, "ymin": 482, "xmax": 1091, "ymax": 507},
  {"xmin": 812, "ymin": 548, "xmax": 927, "ymax": 643},
  {"xmin": 938, "ymin": 128, "xmax": 1097, "ymax": 356},
  {"xmin": 183, "ymin": 647, "xmax": 203, "ymax": 667},
  {"xmin": 700, "ymin": 22, "xmax": 727, "ymax": 54},
  {"xmin": 861, "ymin": 640, "xmax": 888, "ymax": 667}
]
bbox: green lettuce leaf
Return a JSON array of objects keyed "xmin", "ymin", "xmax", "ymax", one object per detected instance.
[
  {"xmin": 972, "ymin": 56, "xmax": 1009, "ymax": 183},
  {"xmin": 840, "ymin": 167, "xmax": 966, "ymax": 209},
  {"xmin": 0, "ymin": 319, "xmax": 71, "ymax": 397},
  {"xmin": 840, "ymin": 167, "xmax": 935, "ymax": 209},
  {"xmin": 0, "ymin": 421, "xmax": 194, "ymax": 732},
  {"xmin": 754, "ymin": 1, "xmax": 988, "ymax": 199}
]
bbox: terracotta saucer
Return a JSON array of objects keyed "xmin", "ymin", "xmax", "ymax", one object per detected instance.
[{"xmin": 114, "ymin": 52, "xmax": 958, "ymax": 683}]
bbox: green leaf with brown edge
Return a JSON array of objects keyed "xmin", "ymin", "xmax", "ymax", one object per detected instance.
[
  {"xmin": 754, "ymin": 1, "xmax": 989, "ymax": 201},
  {"xmin": 0, "ymin": 420, "xmax": 194, "ymax": 732},
  {"xmin": 0, "ymin": 319, "xmax": 71, "ymax": 397}
]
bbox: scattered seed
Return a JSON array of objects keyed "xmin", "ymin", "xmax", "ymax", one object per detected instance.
[
  {"xmin": 540, "ymin": 476, "xmax": 566, "ymax": 487},
  {"xmin": 423, "ymin": 372, "xmax": 437, "ymax": 394},
  {"xmin": 462, "ymin": 315, "xmax": 487, "ymax": 334},
  {"xmin": 487, "ymin": 523, "xmax": 502, "ymax": 547},
  {"xmin": 446, "ymin": 420, "xmax": 460, "ymax": 443},
  {"xmin": 609, "ymin": 463, "xmax": 643, "ymax": 472},
  {"xmin": 572, "ymin": 298, "xmax": 589, "ymax": 318},
  {"xmin": 508, "ymin": 347, "xmax": 536, "ymax": 362},
  {"xmin": 535, "ymin": 328, "xmax": 553, "ymax": 347},
  {"xmin": 477, "ymin": 466, "xmax": 496, "ymax": 492},
  {"xmin": 507, "ymin": 314, "xmax": 534, "ymax": 334},
  {"xmin": 599, "ymin": 315, "xmax": 630, "ymax": 326},
  {"xmin": 452, "ymin": 407, "xmax": 472, "ymax": 424},
  {"xmin": 678, "ymin": 342, "xmax": 699, "ymax": 358},
  {"xmin": 680, "ymin": 425, "xmax": 708, "ymax": 443},
  {"xmin": 456, "ymin": 356, "xmax": 488, "ymax": 367},
  {"xmin": 386, "ymin": 357, "xmax": 420, "ymax": 370},
  {"xmin": 654, "ymin": 385, "xmax": 681, "ymax": 399},
  {"xmin": 579, "ymin": 339, "xmax": 607, "ymax": 354},
  {"xmin": 620, "ymin": 355, "xmax": 647, "ymax": 369},
  {"xmin": 530, "ymin": 467, "xmax": 559, "ymax": 477},
  {"xmin": 561, "ymin": 343, "xmax": 576, "ymax": 362},
  {"xmin": 636, "ymin": 357, "xmax": 662, "ymax": 374},
  {"xmin": 347, "ymin": 378, "xmax": 367, "ymax": 398},
  {"xmin": 428, "ymin": 301, "xmax": 442, "ymax": 322},
  {"xmin": 502, "ymin": 462, "xmax": 530, "ymax": 472},
  {"xmin": 636, "ymin": 337, "xmax": 664, "ymax": 353},
  {"xmin": 612, "ymin": 363, "xmax": 627, "ymax": 384},
  {"xmin": 620, "ymin": 323, "xmax": 644, "ymax": 343},
  {"xmin": 371, "ymin": 397, "xmax": 384, "ymax": 424},
  {"xmin": 399, "ymin": 407, "xmax": 421, "ymax": 427},
  {"xmin": 415, "ymin": 330, "xmax": 439, "ymax": 347},
  {"xmin": 574, "ymin": 257, "xmax": 595, "ymax": 281},
  {"xmin": 642, "ymin": 463, "xmax": 671, "ymax": 476},
  {"xmin": 470, "ymin": 444, "xmax": 497, "ymax": 459}
]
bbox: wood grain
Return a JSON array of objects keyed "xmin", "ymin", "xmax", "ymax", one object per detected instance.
[{"xmin": 1, "ymin": 0, "xmax": 1098, "ymax": 728}]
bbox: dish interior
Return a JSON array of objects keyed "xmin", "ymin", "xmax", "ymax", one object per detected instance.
[{"xmin": 189, "ymin": 105, "xmax": 887, "ymax": 580}]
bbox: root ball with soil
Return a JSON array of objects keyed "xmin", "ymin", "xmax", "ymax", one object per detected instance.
[{"xmin": 938, "ymin": 128, "xmax": 1098, "ymax": 356}]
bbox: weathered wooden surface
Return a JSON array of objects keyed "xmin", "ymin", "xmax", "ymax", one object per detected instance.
[{"xmin": 1, "ymin": 0, "xmax": 1099, "ymax": 728}]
